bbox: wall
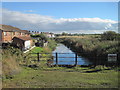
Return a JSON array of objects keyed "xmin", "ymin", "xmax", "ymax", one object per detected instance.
[
  {"xmin": 0, "ymin": 30, "xmax": 2, "ymax": 41},
  {"xmin": 2, "ymin": 32, "xmax": 12, "ymax": 42},
  {"xmin": 25, "ymin": 40, "xmax": 31, "ymax": 50}
]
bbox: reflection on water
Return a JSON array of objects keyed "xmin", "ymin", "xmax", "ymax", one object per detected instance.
[{"xmin": 52, "ymin": 44, "xmax": 92, "ymax": 65}]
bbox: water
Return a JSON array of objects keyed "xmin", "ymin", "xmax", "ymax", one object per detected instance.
[{"xmin": 52, "ymin": 44, "xmax": 92, "ymax": 65}]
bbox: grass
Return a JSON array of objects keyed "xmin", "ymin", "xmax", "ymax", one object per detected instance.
[
  {"xmin": 2, "ymin": 66, "xmax": 119, "ymax": 88},
  {"xmin": 29, "ymin": 47, "xmax": 43, "ymax": 53},
  {"xmin": 2, "ymin": 47, "xmax": 23, "ymax": 78}
]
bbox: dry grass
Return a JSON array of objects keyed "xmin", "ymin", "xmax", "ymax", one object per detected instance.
[
  {"xmin": 2, "ymin": 48, "xmax": 22, "ymax": 78},
  {"xmin": 2, "ymin": 56, "xmax": 21, "ymax": 77},
  {"xmin": 59, "ymin": 36, "xmax": 90, "ymax": 39}
]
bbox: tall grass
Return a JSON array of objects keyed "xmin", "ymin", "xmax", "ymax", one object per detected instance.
[
  {"xmin": 56, "ymin": 35, "xmax": 119, "ymax": 64},
  {"xmin": 2, "ymin": 47, "xmax": 23, "ymax": 78}
]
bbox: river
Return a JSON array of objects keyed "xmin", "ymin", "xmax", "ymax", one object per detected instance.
[{"xmin": 52, "ymin": 44, "xmax": 92, "ymax": 65}]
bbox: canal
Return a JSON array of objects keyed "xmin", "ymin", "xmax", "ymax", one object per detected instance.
[{"xmin": 52, "ymin": 44, "xmax": 92, "ymax": 65}]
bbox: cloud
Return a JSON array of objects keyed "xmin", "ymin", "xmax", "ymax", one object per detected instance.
[
  {"xmin": 1, "ymin": 8, "xmax": 118, "ymax": 34},
  {"xmin": 25, "ymin": 10, "xmax": 34, "ymax": 12}
]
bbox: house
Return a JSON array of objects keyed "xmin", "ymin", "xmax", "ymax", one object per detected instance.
[
  {"xmin": 0, "ymin": 24, "xmax": 33, "ymax": 50},
  {"xmin": 42, "ymin": 32, "xmax": 55, "ymax": 38},
  {"xmin": 0, "ymin": 25, "xmax": 31, "ymax": 43},
  {"xmin": 12, "ymin": 36, "xmax": 33, "ymax": 50}
]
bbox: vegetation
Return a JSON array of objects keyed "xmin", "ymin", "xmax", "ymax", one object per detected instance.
[
  {"xmin": 101, "ymin": 31, "xmax": 118, "ymax": 40},
  {"xmin": 3, "ymin": 66, "xmax": 119, "ymax": 88},
  {"xmin": 56, "ymin": 31, "xmax": 120, "ymax": 64},
  {"xmin": 2, "ymin": 35, "xmax": 57, "ymax": 79},
  {"xmin": 2, "ymin": 44, "xmax": 119, "ymax": 88},
  {"xmin": 2, "ymin": 47, "xmax": 23, "ymax": 79},
  {"xmin": 31, "ymin": 33, "xmax": 49, "ymax": 47}
]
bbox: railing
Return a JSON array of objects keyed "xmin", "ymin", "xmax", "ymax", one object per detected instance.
[
  {"xmin": 24, "ymin": 52, "xmax": 80, "ymax": 66},
  {"xmin": 23, "ymin": 52, "xmax": 119, "ymax": 67}
]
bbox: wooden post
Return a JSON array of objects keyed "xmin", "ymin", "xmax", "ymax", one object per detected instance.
[
  {"xmin": 37, "ymin": 53, "xmax": 40, "ymax": 62},
  {"xmin": 56, "ymin": 52, "xmax": 58, "ymax": 65},
  {"xmin": 75, "ymin": 53, "xmax": 77, "ymax": 66}
]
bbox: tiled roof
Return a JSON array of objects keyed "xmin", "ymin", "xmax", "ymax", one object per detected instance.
[
  {"xmin": 13, "ymin": 36, "xmax": 32, "ymax": 41},
  {"xmin": 0, "ymin": 24, "xmax": 21, "ymax": 32},
  {"xmin": 0, "ymin": 24, "xmax": 30, "ymax": 34},
  {"xmin": 21, "ymin": 30, "xmax": 30, "ymax": 34}
]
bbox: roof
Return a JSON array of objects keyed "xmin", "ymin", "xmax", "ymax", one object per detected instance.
[
  {"xmin": 13, "ymin": 36, "xmax": 32, "ymax": 41},
  {"xmin": 0, "ymin": 24, "xmax": 21, "ymax": 32},
  {"xmin": 0, "ymin": 24, "xmax": 30, "ymax": 34},
  {"xmin": 21, "ymin": 30, "xmax": 30, "ymax": 34}
]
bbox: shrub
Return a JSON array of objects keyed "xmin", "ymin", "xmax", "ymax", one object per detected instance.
[{"xmin": 101, "ymin": 31, "xmax": 117, "ymax": 40}]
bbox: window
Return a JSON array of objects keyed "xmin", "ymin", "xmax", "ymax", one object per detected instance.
[
  {"xmin": 3, "ymin": 32, "xmax": 7, "ymax": 36},
  {"xmin": 22, "ymin": 33, "xmax": 25, "ymax": 35},
  {"xmin": 12, "ymin": 32, "xmax": 15, "ymax": 35}
]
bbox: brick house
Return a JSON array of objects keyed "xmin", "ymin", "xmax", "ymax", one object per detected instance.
[
  {"xmin": 0, "ymin": 24, "xmax": 33, "ymax": 50},
  {"xmin": 0, "ymin": 25, "xmax": 30, "ymax": 43}
]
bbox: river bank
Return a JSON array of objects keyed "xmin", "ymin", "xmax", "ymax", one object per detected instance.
[
  {"xmin": 56, "ymin": 35, "xmax": 119, "ymax": 66},
  {"xmin": 52, "ymin": 44, "xmax": 92, "ymax": 65},
  {"xmin": 3, "ymin": 66, "xmax": 119, "ymax": 88}
]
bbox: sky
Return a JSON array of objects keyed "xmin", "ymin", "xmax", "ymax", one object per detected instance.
[{"xmin": 1, "ymin": 2, "xmax": 118, "ymax": 34}]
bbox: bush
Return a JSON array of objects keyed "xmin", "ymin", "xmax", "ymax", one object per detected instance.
[{"xmin": 101, "ymin": 31, "xmax": 117, "ymax": 40}]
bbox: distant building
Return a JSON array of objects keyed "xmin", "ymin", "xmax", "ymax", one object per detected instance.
[{"xmin": 42, "ymin": 32, "xmax": 55, "ymax": 38}]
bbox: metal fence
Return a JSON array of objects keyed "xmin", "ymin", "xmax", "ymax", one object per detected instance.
[{"xmin": 23, "ymin": 52, "xmax": 119, "ymax": 67}]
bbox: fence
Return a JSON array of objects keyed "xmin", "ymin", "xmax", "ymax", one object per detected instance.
[
  {"xmin": 23, "ymin": 52, "xmax": 119, "ymax": 67},
  {"xmin": 24, "ymin": 53, "xmax": 78, "ymax": 66}
]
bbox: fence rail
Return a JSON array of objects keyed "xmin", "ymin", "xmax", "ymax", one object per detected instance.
[
  {"xmin": 24, "ymin": 52, "xmax": 119, "ymax": 67},
  {"xmin": 24, "ymin": 52, "xmax": 79, "ymax": 66}
]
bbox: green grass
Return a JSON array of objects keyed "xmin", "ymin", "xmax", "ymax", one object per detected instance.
[
  {"xmin": 29, "ymin": 47, "xmax": 43, "ymax": 53},
  {"xmin": 3, "ymin": 66, "xmax": 119, "ymax": 88}
]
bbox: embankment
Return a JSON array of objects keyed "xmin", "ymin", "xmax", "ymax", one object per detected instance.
[
  {"xmin": 2, "ymin": 47, "xmax": 23, "ymax": 79},
  {"xmin": 56, "ymin": 35, "xmax": 120, "ymax": 65}
]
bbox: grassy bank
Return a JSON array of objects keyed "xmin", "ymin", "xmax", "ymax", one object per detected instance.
[
  {"xmin": 3, "ymin": 66, "xmax": 119, "ymax": 88},
  {"xmin": 2, "ymin": 38, "xmax": 57, "ymax": 78},
  {"xmin": 56, "ymin": 35, "xmax": 119, "ymax": 65},
  {"xmin": 2, "ymin": 47, "xmax": 23, "ymax": 79},
  {"xmin": 2, "ymin": 46, "xmax": 119, "ymax": 88}
]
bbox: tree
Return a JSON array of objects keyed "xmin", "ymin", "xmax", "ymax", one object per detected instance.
[
  {"xmin": 101, "ymin": 31, "xmax": 117, "ymax": 40},
  {"xmin": 62, "ymin": 32, "xmax": 68, "ymax": 36}
]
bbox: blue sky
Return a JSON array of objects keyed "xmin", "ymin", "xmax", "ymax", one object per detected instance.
[
  {"xmin": 2, "ymin": 2, "xmax": 118, "ymax": 33},
  {"xmin": 2, "ymin": 2, "xmax": 118, "ymax": 20}
]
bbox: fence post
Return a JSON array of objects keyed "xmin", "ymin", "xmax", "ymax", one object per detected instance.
[
  {"xmin": 75, "ymin": 53, "xmax": 77, "ymax": 66},
  {"xmin": 56, "ymin": 52, "xmax": 58, "ymax": 66},
  {"xmin": 37, "ymin": 53, "xmax": 40, "ymax": 62}
]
